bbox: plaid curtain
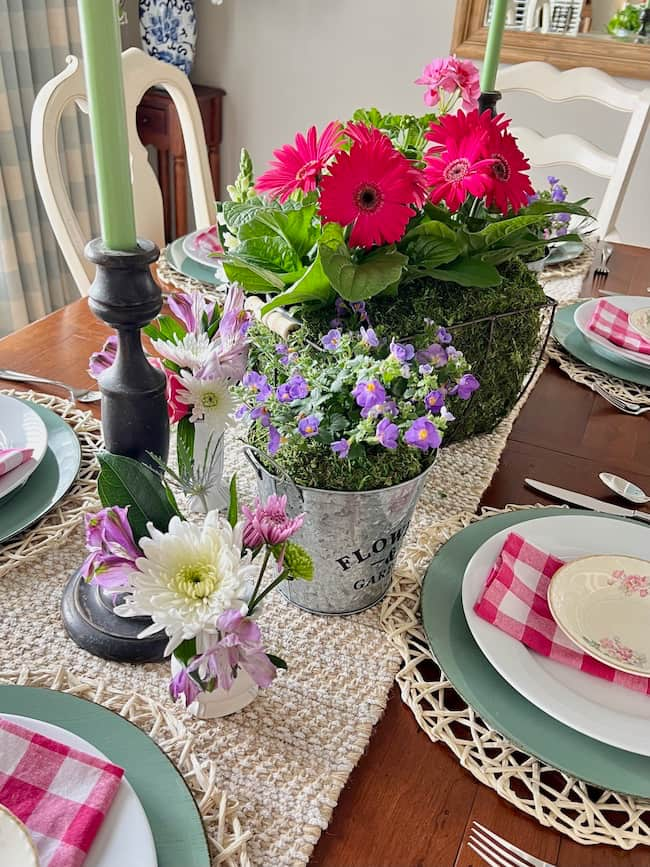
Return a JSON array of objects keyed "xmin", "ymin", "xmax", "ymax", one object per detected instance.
[{"xmin": 0, "ymin": 0, "xmax": 98, "ymax": 336}]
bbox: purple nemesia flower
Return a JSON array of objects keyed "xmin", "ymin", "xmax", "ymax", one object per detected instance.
[
  {"xmin": 552, "ymin": 185, "xmax": 566, "ymax": 203},
  {"xmin": 404, "ymin": 417, "xmax": 442, "ymax": 451},
  {"xmin": 557, "ymin": 213, "xmax": 570, "ymax": 223},
  {"xmin": 419, "ymin": 363, "xmax": 433, "ymax": 375},
  {"xmin": 321, "ymin": 328, "xmax": 343, "ymax": 351},
  {"xmin": 424, "ymin": 389, "xmax": 445, "ymax": 412},
  {"xmin": 242, "ymin": 494, "xmax": 304, "ymax": 547},
  {"xmin": 190, "ymin": 610, "xmax": 276, "ymax": 692},
  {"xmin": 557, "ymin": 227, "xmax": 568, "ymax": 236},
  {"xmin": 527, "ymin": 192, "xmax": 539, "ymax": 204},
  {"xmin": 243, "ymin": 371, "xmax": 272, "ymax": 402},
  {"xmin": 235, "ymin": 404, "xmax": 249, "ymax": 421},
  {"xmin": 276, "ymin": 343, "xmax": 297, "ymax": 366},
  {"xmin": 361, "ymin": 398, "xmax": 398, "ymax": 419},
  {"xmin": 547, "ymin": 175, "xmax": 560, "ymax": 186},
  {"xmin": 277, "ymin": 374, "xmax": 309, "ymax": 403},
  {"xmin": 360, "ymin": 326, "xmax": 379, "ymax": 348},
  {"xmin": 88, "ymin": 335, "xmax": 118, "ymax": 379},
  {"xmin": 352, "ymin": 378, "xmax": 386, "ymax": 409},
  {"xmin": 416, "ymin": 343, "xmax": 447, "ymax": 368},
  {"xmin": 454, "ymin": 373, "xmax": 480, "ymax": 400},
  {"xmin": 335, "ymin": 297, "xmax": 348, "ymax": 316},
  {"xmin": 251, "ymin": 405, "xmax": 271, "ymax": 427},
  {"xmin": 169, "ymin": 664, "xmax": 201, "ymax": 705},
  {"xmin": 268, "ymin": 425, "xmax": 281, "ymax": 455},
  {"xmin": 390, "ymin": 340, "xmax": 415, "ymax": 363},
  {"xmin": 376, "ymin": 418, "xmax": 399, "ymax": 450},
  {"xmin": 441, "ymin": 406, "xmax": 455, "ymax": 422},
  {"xmin": 351, "ymin": 301, "xmax": 368, "ymax": 322},
  {"xmin": 330, "ymin": 318, "xmax": 344, "ymax": 329},
  {"xmin": 445, "ymin": 345, "xmax": 461, "ymax": 361},
  {"xmin": 298, "ymin": 415, "xmax": 320, "ymax": 438},
  {"xmin": 437, "ymin": 326, "xmax": 453, "ymax": 345},
  {"xmin": 331, "ymin": 438, "xmax": 350, "ymax": 458}
]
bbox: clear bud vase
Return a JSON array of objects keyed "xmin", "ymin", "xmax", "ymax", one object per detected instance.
[{"xmin": 187, "ymin": 418, "xmax": 230, "ymax": 514}]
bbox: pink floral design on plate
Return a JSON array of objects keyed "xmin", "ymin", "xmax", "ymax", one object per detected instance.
[
  {"xmin": 584, "ymin": 634, "xmax": 648, "ymax": 668},
  {"xmin": 607, "ymin": 569, "xmax": 650, "ymax": 597}
]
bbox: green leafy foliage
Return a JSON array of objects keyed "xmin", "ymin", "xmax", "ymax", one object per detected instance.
[
  {"xmin": 176, "ymin": 416, "xmax": 195, "ymax": 480},
  {"xmin": 319, "ymin": 224, "xmax": 407, "ymax": 301},
  {"xmin": 227, "ymin": 474, "xmax": 238, "ymax": 529},
  {"xmin": 97, "ymin": 452, "xmax": 180, "ymax": 543},
  {"xmin": 266, "ymin": 654, "xmax": 288, "ymax": 670}
]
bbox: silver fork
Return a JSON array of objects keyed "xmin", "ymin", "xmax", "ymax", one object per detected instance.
[
  {"xmin": 594, "ymin": 245, "xmax": 613, "ymax": 277},
  {"xmin": 593, "ymin": 382, "xmax": 650, "ymax": 416},
  {"xmin": 468, "ymin": 821, "xmax": 555, "ymax": 867},
  {"xmin": 0, "ymin": 369, "xmax": 101, "ymax": 403}
]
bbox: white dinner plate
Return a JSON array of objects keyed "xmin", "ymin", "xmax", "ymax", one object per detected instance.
[
  {"xmin": 182, "ymin": 228, "xmax": 225, "ymax": 272},
  {"xmin": 1, "ymin": 714, "xmax": 157, "ymax": 867},
  {"xmin": 0, "ymin": 396, "xmax": 48, "ymax": 501},
  {"xmin": 462, "ymin": 514, "xmax": 650, "ymax": 756},
  {"xmin": 574, "ymin": 295, "xmax": 650, "ymax": 369}
]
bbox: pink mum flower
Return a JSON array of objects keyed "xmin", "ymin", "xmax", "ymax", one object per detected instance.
[
  {"xmin": 255, "ymin": 122, "xmax": 345, "ymax": 203},
  {"xmin": 242, "ymin": 494, "xmax": 304, "ymax": 548},
  {"xmin": 320, "ymin": 133, "xmax": 426, "ymax": 248}
]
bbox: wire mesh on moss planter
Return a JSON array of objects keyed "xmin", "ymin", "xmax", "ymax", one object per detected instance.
[{"xmin": 443, "ymin": 295, "xmax": 557, "ymax": 444}]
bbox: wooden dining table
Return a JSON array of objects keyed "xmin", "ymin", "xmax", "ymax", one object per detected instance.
[{"xmin": 1, "ymin": 242, "xmax": 650, "ymax": 867}]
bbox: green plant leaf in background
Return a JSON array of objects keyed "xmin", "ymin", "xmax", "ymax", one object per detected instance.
[
  {"xmin": 477, "ymin": 214, "xmax": 549, "ymax": 247},
  {"xmin": 227, "ymin": 474, "xmax": 238, "ymax": 529},
  {"xmin": 261, "ymin": 252, "xmax": 335, "ymax": 314},
  {"xmin": 319, "ymin": 223, "xmax": 407, "ymax": 301},
  {"xmin": 176, "ymin": 416, "xmax": 195, "ymax": 480},
  {"xmin": 426, "ymin": 256, "xmax": 502, "ymax": 288},
  {"xmin": 235, "ymin": 236, "xmax": 303, "ymax": 274},
  {"xmin": 222, "ymin": 257, "xmax": 288, "ymax": 293},
  {"xmin": 399, "ymin": 220, "xmax": 463, "ymax": 270},
  {"xmin": 97, "ymin": 452, "xmax": 181, "ymax": 543},
  {"xmin": 143, "ymin": 314, "xmax": 185, "ymax": 343}
]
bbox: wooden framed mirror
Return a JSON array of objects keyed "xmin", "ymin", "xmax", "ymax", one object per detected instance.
[{"xmin": 452, "ymin": 0, "xmax": 650, "ymax": 80}]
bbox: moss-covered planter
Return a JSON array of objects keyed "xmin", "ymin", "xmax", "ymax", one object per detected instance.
[{"xmin": 299, "ymin": 257, "xmax": 550, "ymax": 442}]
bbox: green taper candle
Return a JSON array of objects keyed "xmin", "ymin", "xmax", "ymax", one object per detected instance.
[
  {"xmin": 481, "ymin": 0, "xmax": 508, "ymax": 93},
  {"xmin": 77, "ymin": 0, "xmax": 137, "ymax": 251}
]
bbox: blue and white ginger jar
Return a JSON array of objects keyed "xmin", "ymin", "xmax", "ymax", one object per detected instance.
[{"xmin": 139, "ymin": 0, "xmax": 197, "ymax": 76}]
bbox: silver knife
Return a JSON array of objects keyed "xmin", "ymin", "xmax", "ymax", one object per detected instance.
[{"xmin": 525, "ymin": 479, "xmax": 650, "ymax": 525}]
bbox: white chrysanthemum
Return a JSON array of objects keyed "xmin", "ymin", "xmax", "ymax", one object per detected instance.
[
  {"xmin": 177, "ymin": 370, "xmax": 235, "ymax": 426},
  {"xmin": 151, "ymin": 332, "xmax": 211, "ymax": 372},
  {"xmin": 115, "ymin": 512, "xmax": 257, "ymax": 655}
]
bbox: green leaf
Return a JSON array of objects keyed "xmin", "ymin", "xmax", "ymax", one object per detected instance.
[
  {"xmin": 222, "ymin": 198, "xmax": 273, "ymax": 232},
  {"xmin": 222, "ymin": 257, "xmax": 287, "ymax": 293},
  {"xmin": 176, "ymin": 416, "xmax": 195, "ymax": 479},
  {"xmin": 174, "ymin": 638, "xmax": 198, "ymax": 668},
  {"xmin": 423, "ymin": 202, "xmax": 455, "ymax": 226},
  {"xmin": 261, "ymin": 253, "xmax": 334, "ymax": 314},
  {"xmin": 235, "ymin": 236, "xmax": 302, "ymax": 274},
  {"xmin": 227, "ymin": 474, "xmax": 238, "ymax": 528},
  {"xmin": 319, "ymin": 224, "xmax": 407, "ymax": 302},
  {"xmin": 399, "ymin": 220, "xmax": 462, "ymax": 269},
  {"xmin": 239, "ymin": 205, "xmax": 319, "ymax": 260},
  {"xmin": 522, "ymin": 200, "xmax": 592, "ymax": 218},
  {"xmin": 267, "ymin": 654, "xmax": 288, "ymax": 670},
  {"xmin": 142, "ymin": 315, "xmax": 185, "ymax": 343},
  {"xmin": 477, "ymin": 215, "xmax": 548, "ymax": 247},
  {"xmin": 97, "ymin": 452, "xmax": 180, "ymax": 543},
  {"xmin": 426, "ymin": 257, "xmax": 502, "ymax": 288}
]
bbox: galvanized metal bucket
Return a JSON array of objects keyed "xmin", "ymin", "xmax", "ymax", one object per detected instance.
[{"xmin": 245, "ymin": 449, "xmax": 434, "ymax": 615}]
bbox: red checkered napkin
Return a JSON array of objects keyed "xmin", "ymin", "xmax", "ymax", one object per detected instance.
[
  {"xmin": 588, "ymin": 298, "xmax": 650, "ymax": 355},
  {"xmin": 0, "ymin": 717, "xmax": 124, "ymax": 867},
  {"xmin": 0, "ymin": 448, "xmax": 33, "ymax": 477},
  {"xmin": 474, "ymin": 532, "xmax": 650, "ymax": 694}
]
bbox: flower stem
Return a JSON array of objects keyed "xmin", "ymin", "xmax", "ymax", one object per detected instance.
[
  {"xmin": 247, "ymin": 547, "xmax": 272, "ymax": 614},
  {"xmin": 248, "ymin": 569, "xmax": 290, "ymax": 611}
]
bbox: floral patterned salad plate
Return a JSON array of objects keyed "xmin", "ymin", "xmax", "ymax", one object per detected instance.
[{"xmin": 548, "ymin": 554, "xmax": 650, "ymax": 677}]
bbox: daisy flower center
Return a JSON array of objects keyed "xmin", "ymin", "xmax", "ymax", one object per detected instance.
[
  {"xmin": 443, "ymin": 158, "xmax": 471, "ymax": 183},
  {"xmin": 491, "ymin": 154, "xmax": 511, "ymax": 182},
  {"xmin": 172, "ymin": 562, "xmax": 220, "ymax": 600},
  {"xmin": 354, "ymin": 182, "xmax": 384, "ymax": 213},
  {"xmin": 202, "ymin": 391, "xmax": 222, "ymax": 409},
  {"xmin": 296, "ymin": 159, "xmax": 323, "ymax": 183},
  {"xmin": 418, "ymin": 429, "xmax": 428, "ymax": 440}
]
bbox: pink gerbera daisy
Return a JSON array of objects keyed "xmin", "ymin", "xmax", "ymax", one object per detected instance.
[
  {"xmin": 483, "ymin": 129, "xmax": 535, "ymax": 215},
  {"xmin": 255, "ymin": 121, "xmax": 344, "ymax": 203},
  {"xmin": 319, "ymin": 134, "xmax": 426, "ymax": 248}
]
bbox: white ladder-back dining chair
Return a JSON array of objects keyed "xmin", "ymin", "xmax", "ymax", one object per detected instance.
[
  {"xmin": 31, "ymin": 47, "xmax": 215, "ymax": 296},
  {"xmin": 496, "ymin": 61, "xmax": 650, "ymax": 240}
]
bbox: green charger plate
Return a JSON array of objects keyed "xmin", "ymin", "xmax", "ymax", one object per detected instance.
[
  {"xmin": 165, "ymin": 236, "xmax": 224, "ymax": 287},
  {"xmin": 552, "ymin": 302, "xmax": 650, "ymax": 387},
  {"xmin": 0, "ymin": 401, "xmax": 81, "ymax": 543},
  {"xmin": 0, "ymin": 685, "xmax": 209, "ymax": 866},
  {"xmin": 421, "ymin": 507, "xmax": 650, "ymax": 799}
]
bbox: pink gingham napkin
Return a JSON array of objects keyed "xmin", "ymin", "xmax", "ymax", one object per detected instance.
[
  {"xmin": 588, "ymin": 298, "xmax": 650, "ymax": 355},
  {"xmin": 0, "ymin": 717, "xmax": 124, "ymax": 867},
  {"xmin": 474, "ymin": 532, "xmax": 650, "ymax": 694},
  {"xmin": 0, "ymin": 447, "xmax": 33, "ymax": 476}
]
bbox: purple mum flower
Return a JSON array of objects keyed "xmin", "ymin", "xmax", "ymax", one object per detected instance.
[
  {"xmin": 390, "ymin": 340, "xmax": 415, "ymax": 363},
  {"xmin": 376, "ymin": 418, "xmax": 399, "ymax": 450},
  {"xmin": 331, "ymin": 438, "xmax": 350, "ymax": 458},
  {"xmin": 321, "ymin": 328, "xmax": 343, "ymax": 351},
  {"xmin": 424, "ymin": 389, "xmax": 445, "ymax": 412},
  {"xmin": 243, "ymin": 371, "xmax": 272, "ymax": 402},
  {"xmin": 298, "ymin": 415, "xmax": 320, "ymax": 438},
  {"xmin": 437, "ymin": 327, "xmax": 453, "ymax": 345},
  {"xmin": 454, "ymin": 373, "xmax": 480, "ymax": 400},
  {"xmin": 360, "ymin": 326, "xmax": 379, "ymax": 348},
  {"xmin": 404, "ymin": 417, "xmax": 442, "ymax": 451},
  {"xmin": 169, "ymin": 664, "xmax": 201, "ymax": 705},
  {"xmin": 352, "ymin": 379, "xmax": 386, "ymax": 409}
]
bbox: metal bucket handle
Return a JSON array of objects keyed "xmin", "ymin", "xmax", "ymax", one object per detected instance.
[{"xmin": 242, "ymin": 444, "xmax": 305, "ymax": 504}]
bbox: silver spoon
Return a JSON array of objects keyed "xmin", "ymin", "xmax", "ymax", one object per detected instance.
[
  {"xmin": 600, "ymin": 472, "xmax": 650, "ymax": 505},
  {"xmin": 0, "ymin": 369, "xmax": 101, "ymax": 403}
]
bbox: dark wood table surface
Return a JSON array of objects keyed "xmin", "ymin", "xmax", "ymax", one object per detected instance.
[{"xmin": 1, "ymin": 244, "xmax": 650, "ymax": 866}]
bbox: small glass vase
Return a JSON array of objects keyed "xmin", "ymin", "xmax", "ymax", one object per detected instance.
[
  {"xmin": 187, "ymin": 418, "xmax": 229, "ymax": 514},
  {"xmin": 170, "ymin": 655, "xmax": 258, "ymax": 719}
]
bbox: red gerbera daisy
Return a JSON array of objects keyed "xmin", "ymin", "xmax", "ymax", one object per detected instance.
[
  {"xmin": 483, "ymin": 129, "xmax": 535, "ymax": 215},
  {"xmin": 255, "ymin": 121, "xmax": 344, "ymax": 203},
  {"xmin": 424, "ymin": 130, "xmax": 495, "ymax": 212},
  {"xmin": 319, "ymin": 135, "xmax": 426, "ymax": 248}
]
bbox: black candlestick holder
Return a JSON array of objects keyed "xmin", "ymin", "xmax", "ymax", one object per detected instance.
[
  {"xmin": 61, "ymin": 238, "xmax": 170, "ymax": 663},
  {"xmin": 638, "ymin": 7, "xmax": 650, "ymax": 40},
  {"xmin": 479, "ymin": 90, "xmax": 502, "ymax": 117}
]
